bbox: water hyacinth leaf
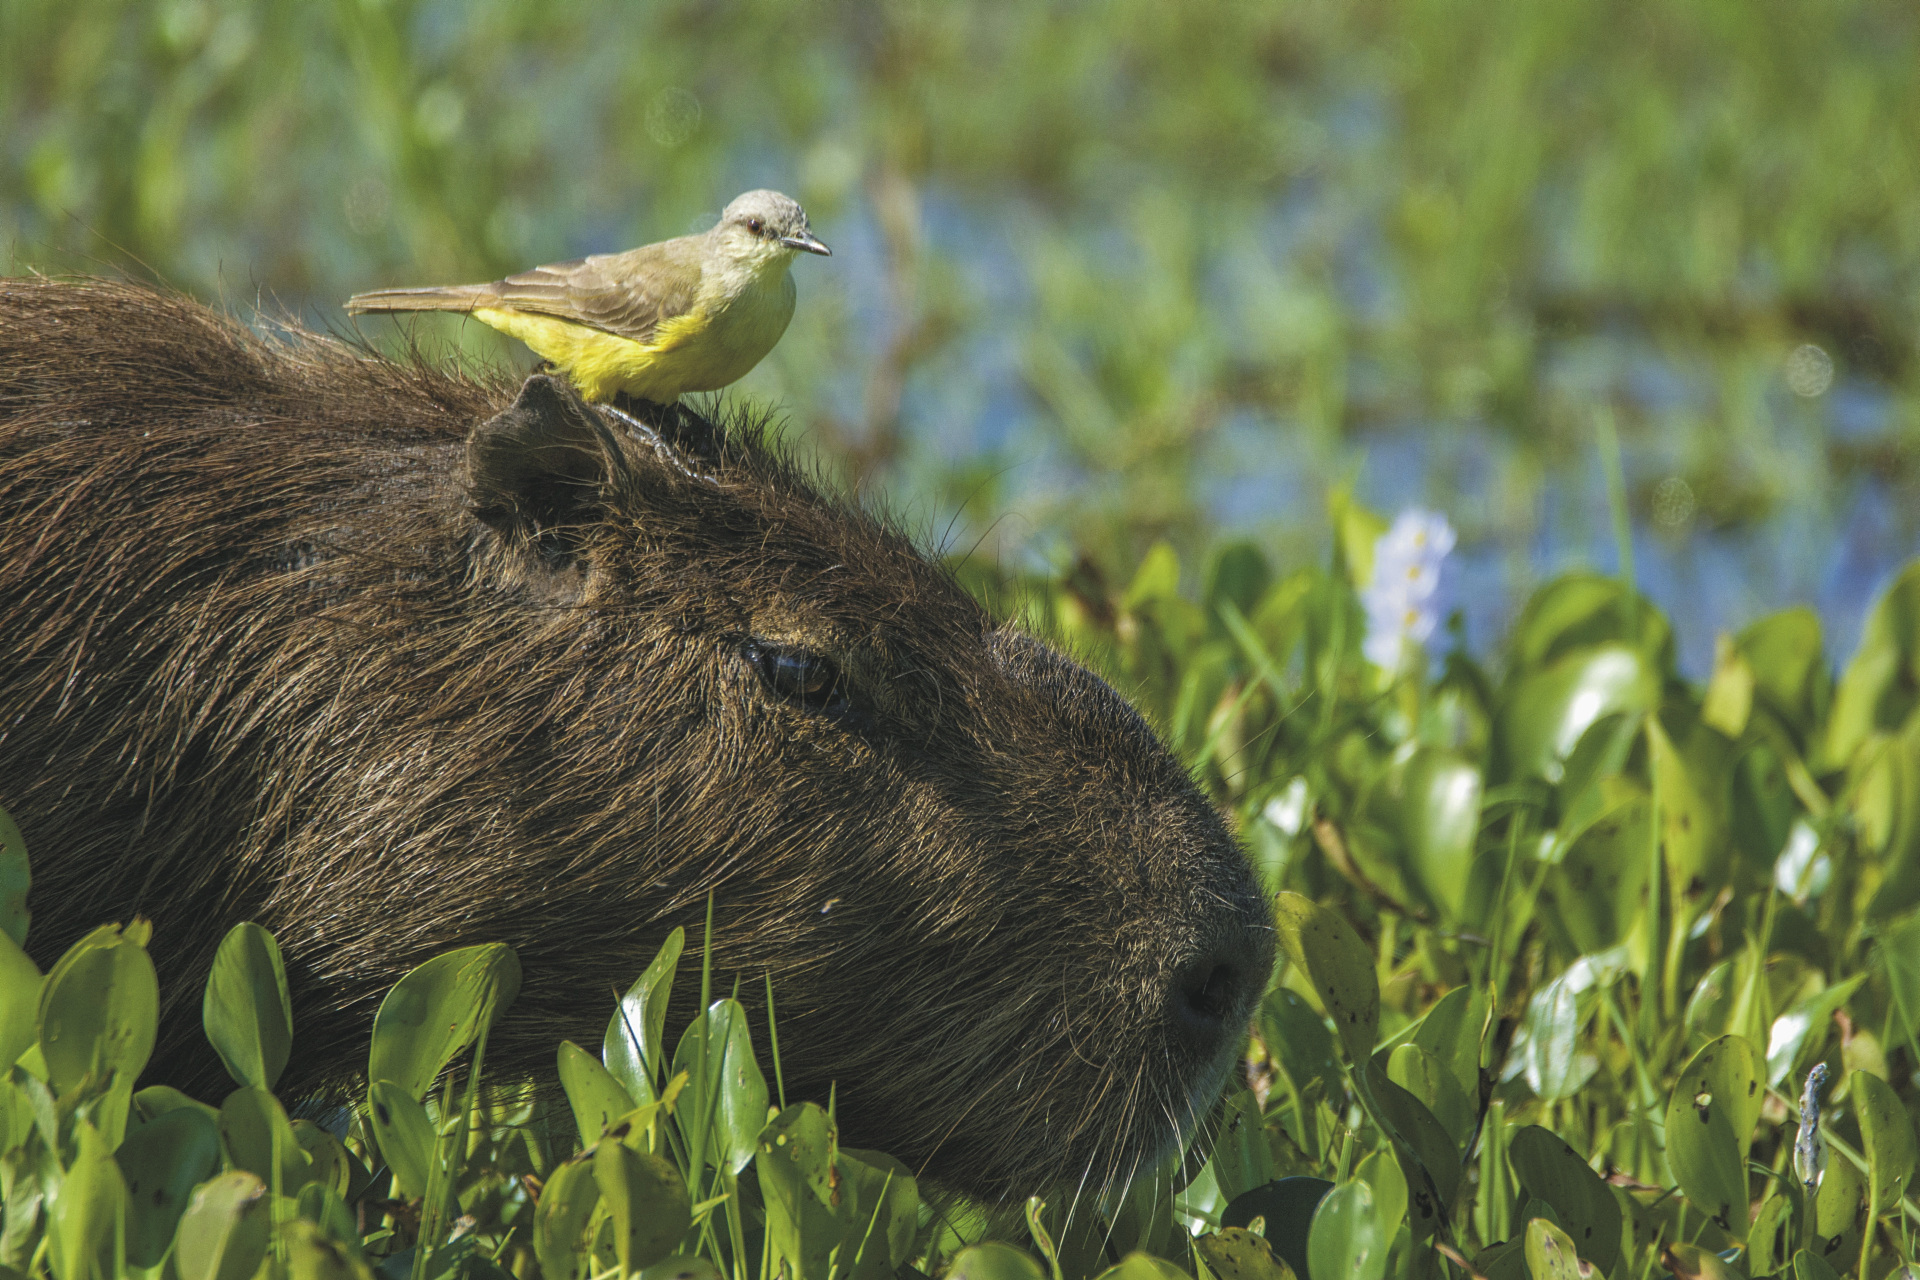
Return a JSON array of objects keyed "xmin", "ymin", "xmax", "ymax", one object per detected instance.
[
  {"xmin": 1648, "ymin": 717, "xmax": 1724, "ymax": 909},
  {"xmin": 282, "ymin": 1219, "xmax": 375, "ymax": 1280},
  {"xmin": 1507, "ymin": 575, "xmax": 1668, "ymax": 673},
  {"xmin": 367, "ymin": 942, "xmax": 520, "ymax": 1103},
  {"xmin": 1409, "ymin": 984, "xmax": 1487, "ymax": 1108},
  {"xmin": 1812, "ymin": 1145, "xmax": 1864, "ymax": 1248},
  {"xmin": 0, "ymin": 932, "xmax": 39, "ymax": 1073},
  {"xmin": 1259, "ymin": 987, "xmax": 1341, "ymax": 1102},
  {"xmin": 757, "ymin": 1102, "xmax": 844, "ymax": 1280},
  {"xmin": 1196, "ymin": 1229, "xmax": 1297, "ymax": 1280},
  {"xmin": 1392, "ymin": 747, "xmax": 1484, "ymax": 921},
  {"xmin": 1093, "ymin": 1255, "xmax": 1190, "ymax": 1280},
  {"xmin": 1274, "ymin": 893, "xmax": 1379, "ymax": 1068},
  {"xmin": 220, "ymin": 1084, "xmax": 311, "ymax": 1190},
  {"xmin": 1523, "ymin": 1217, "xmax": 1582, "ymax": 1280},
  {"xmin": 1388, "ymin": 1043, "xmax": 1475, "ymax": 1150},
  {"xmin": 1820, "ymin": 561, "xmax": 1920, "ymax": 771},
  {"xmin": 1851, "ymin": 1069, "xmax": 1916, "ymax": 1215},
  {"xmin": 1507, "ymin": 1126, "xmax": 1623, "ymax": 1275},
  {"xmin": 1748, "ymin": 1194, "xmax": 1795, "ymax": 1279},
  {"xmin": 48, "ymin": 1121, "xmax": 124, "ymax": 1280},
  {"xmin": 533, "ymin": 1156, "xmax": 603, "ymax": 1280},
  {"xmin": 0, "ymin": 807, "xmax": 25, "ymax": 948},
  {"xmin": 366, "ymin": 1079, "xmax": 435, "ymax": 1200},
  {"xmin": 1660, "ymin": 1242, "xmax": 1742, "ymax": 1280},
  {"xmin": 838, "ymin": 1149, "xmax": 920, "ymax": 1278},
  {"xmin": 202, "ymin": 922, "xmax": 293, "ymax": 1091},
  {"xmin": 1664, "ymin": 1035, "xmax": 1762, "ymax": 1239},
  {"xmin": 1792, "ymin": 1250, "xmax": 1844, "ymax": 1280},
  {"xmin": 1880, "ymin": 909, "xmax": 1920, "ymax": 1045},
  {"xmin": 291, "ymin": 1119, "xmax": 354, "ymax": 1198},
  {"xmin": 117, "ymin": 1104, "xmax": 222, "ymax": 1266},
  {"xmin": 36, "ymin": 921, "xmax": 159, "ymax": 1095},
  {"xmin": 1522, "ymin": 971, "xmax": 1585, "ymax": 1103},
  {"xmin": 1212, "ymin": 1090, "xmax": 1281, "ymax": 1202},
  {"xmin": 1766, "ymin": 975, "xmax": 1866, "ymax": 1088},
  {"xmin": 948, "ymin": 1243, "xmax": 1048, "ymax": 1280},
  {"xmin": 1354, "ymin": 1148, "xmax": 1408, "ymax": 1238},
  {"xmin": 295, "ymin": 1182, "xmax": 365, "ymax": 1258},
  {"xmin": 174, "ymin": 1170, "xmax": 271, "ymax": 1280},
  {"xmin": 559, "ymin": 1039, "xmax": 636, "ymax": 1147},
  {"xmin": 1365, "ymin": 1062, "xmax": 1461, "ymax": 1228},
  {"xmin": 1223, "ymin": 1177, "xmax": 1333, "ymax": 1280},
  {"xmin": 1307, "ymin": 1179, "xmax": 1387, "ymax": 1280},
  {"xmin": 670, "ymin": 997, "xmax": 767, "ymax": 1175},
  {"xmin": 1501, "ymin": 644, "xmax": 1656, "ymax": 783},
  {"xmin": 1738, "ymin": 607, "xmax": 1826, "ymax": 733},
  {"xmin": 1701, "ymin": 635, "xmax": 1755, "ymax": 739},
  {"xmin": 605, "ymin": 927, "xmax": 684, "ymax": 1106},
  {"xmin": 1544, "ymin": 784, "xmax": 1653, "ymax": 957},
  {"xmin": 638, "ymin": 1258, "xmax": 723, "ymax": 1280},
  {"xmin": 593, "ymin": 1138, "xmax": 691, "ymax": 1276}
]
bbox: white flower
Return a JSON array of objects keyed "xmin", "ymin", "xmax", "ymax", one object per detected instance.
[{"xmin": 1361, "ymin": 508, "xmax": 1455, "ymax": 672}]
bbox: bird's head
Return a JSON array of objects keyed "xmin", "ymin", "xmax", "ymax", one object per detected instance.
[{"xmin": 715, "ymin": 190, "xmax": 831, "ymax": 267}]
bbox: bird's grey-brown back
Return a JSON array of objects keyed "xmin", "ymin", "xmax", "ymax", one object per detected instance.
[{"xmin": 0, "ymin": 277, "xmax": 1271, "ymax": 1203}]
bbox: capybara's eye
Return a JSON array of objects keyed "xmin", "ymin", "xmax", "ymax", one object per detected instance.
[{"xmin": 746, "ymin": 641, "xmax": 850, "ymax": 717}]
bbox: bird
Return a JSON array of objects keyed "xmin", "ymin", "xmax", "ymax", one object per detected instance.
[{"xmin": 345, "ymin": 189, "xmax": 830, "ymax": 405}]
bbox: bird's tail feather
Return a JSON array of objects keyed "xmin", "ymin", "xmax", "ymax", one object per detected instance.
[{"xmin": 344, "ymin": 284, "xmax": 498, "ymax": 316}]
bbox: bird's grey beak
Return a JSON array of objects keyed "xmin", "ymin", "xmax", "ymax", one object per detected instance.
[{"xmin": 782, "ymin": 233, "xmax": 832, "ymax": 256}]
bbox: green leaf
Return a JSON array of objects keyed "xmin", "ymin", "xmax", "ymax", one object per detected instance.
[
  {"xmin": 1664, "ymin": 1035, "xmax": 1763, "ymax": 1238},
  {"xmin": 1812, "ymin": 1143, "xmax": 1864, "ymax": 1250},
  {"xmin": 219, "ymin": 1084, "xmax": 311, "ymax": 1191},
  {"xmin": 1765, "ymin": 976, "xmax": 1866, "ymax": 1088},
  {"xmin": 1820, "ymin": 561, "xmax": 1920, "ymax": 771},
  {"xmin": 282, "ymin": 1218, "xmax": 376, "ymax": 1280},
  {"xmin": 0, "ymin": 931, "xmax": 41, "ymax": 1073},
  {"xmin": 1523, "ymin": 1217, "xmax": 1582, "ymax": 1280},
  {"xmin": 1879, "ymin": 908, "xmax": 1920, "ymax": 1047},
  {"xmin": 367, "ymin": 942, "xmax": 521, "ymax": 1102},
  {"xmin": 1364, "ymin": 1062, "xmax": 1461, "ymax": 1233},
  {"xmin": 1273, "ymin": 893, "xmax": 1379, "ymax": 1069},
  {"xmin": 1354, "ymin": 1148, "xmax": 1407, "ymax": 1239},
  {"xmin": 671, "ymin": 997, "xmax": 768, "ymax": 1176},
  {"xmin": 1307, "ymin": 1180, "xmax": 1387, "ymax": 1280},
  {"xmin": 1739, "ymin": 607, "xmax": 1827, "ymax": 735},
  {"xmin": 593, "ymin": 1138, "xmax": 691, "ymax": 1277},
  {"xmin": 1792, "ymin": 1249, "xmax": 1844, "ymax": 1280},
  {"xmin": 604, "ymin": 928, "xmax": 684, "ymax": 1107},
  {"xmin": 291, "ymin": 1119, "xmax": 355, "ymax": 1199},
  {"xmin": 366, "ymin": 1079, "xmax": 436, "ymax": 1200},
  {"xmin": 1124, "ymin": 541, "xmax": 1182, "ymax": 611},
  {"xmin": 1648, "ymin": 716, "xmax": 1725, "ymax": 909},
  {"xmin": 37, "ymin": 921, "xmax": 159, "ymax": 1095},
  {"xmin": 1701, "ymin": 635, "xmax": 1755, "ymax": 738},
  {"xmin": 1259, "ymin": 987, "xmax": 1341, "ymax": 1103},
  {"xmin": 1091, "ymin": 1255, "xmax": 1189, "ymax": 1280},
  {"xmin": 1221, "ymin": 1177, "xmax": 1332, "ymax": 1280},
  {"xmin": 117, "ymin": 1104, "xmax": 223, "ymax": 1266},
  {"xmin": 1389, "ymin": 746, "xmax": 1484, "ymax": 922},
  {"xmin": 1659, "ymin": 1242, "xmax": 1742, "ymax": 1280},
  {"xmin": 1501, "ymin": 643, "xmax": 1657, "ymax": 783},
  {"xmin": 948, "ymin": 1243, "xmax": 1048, "ymax": 1280},
  {"xmin": 1543, "ymin": 782, "xmax": 1653, "ymax": 956},
  {"xmin": 1748, "ymin": 1194, "xmax": 1795, "ymax": 1279},
  {"xmin": 173, "ymin": 1170, "xmax": 271, "ymax": 1280},
  {"xmin": 1507, "ymin": 575, "xmax": 1670, "ymax": 673},
  {"xmin": 47, "ymin": 1121, "xmax": 125, "ymax": 1280},
  {"xmin": 1211, "ymin": 1091, "xmax": 1280, "ymax": 1202},
  {"xmin": 533, "ymin": 1156, "xmax": 602, "ymax": 1280},
  {"xmin": 1506, "ymin": 1126, "xmax": 1622, "ymax": 1275},
  {"xmin": 757, "ymin": 1102, "xmax": 847, "ymax": 1280},
  {"xmin": 837, "ymin": 1148, "xmax": 920, "ymax": 1279},
  {"xmin": 559, "ymin": 1039, "xmax": 637, "ymax": 1148},
  {"xmin": 1387, "ymin": 1043, "xmax": 1475, "ymax": 1150},
  {"xmin": 1196, "ymin": 1229, "xmax": 1296, "ymax": 1280},
  {"xmin": 1851, "ymin": 1069, "xmax": 1916, "ymax": 1217},
  {"xmin": 0, "ymin": 807, "xmax": 26, "ymax": 949},
  {"xmin": 202, "ymin": 923, "xmax": 293, "ymax": 1091}
]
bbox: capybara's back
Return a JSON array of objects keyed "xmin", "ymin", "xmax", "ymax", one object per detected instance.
[{"xmin": 0, "ymin": 278, "xmax": 1273, "ymax": 1199}]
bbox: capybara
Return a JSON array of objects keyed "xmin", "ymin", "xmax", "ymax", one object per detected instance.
[{"xmin": 0, "ymin": 278, "xmax": 1273, "ymax": 1200}]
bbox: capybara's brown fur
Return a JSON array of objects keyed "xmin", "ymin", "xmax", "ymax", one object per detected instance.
[{"xmin": 0, "ymin": 278, "xmax": 1272, "ymax": 1200}]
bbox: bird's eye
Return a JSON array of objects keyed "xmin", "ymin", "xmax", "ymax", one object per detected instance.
[
  {"xmin": 746, "ymin": 642, "xmax": 851, "ymax": 717},
  {"xmin": 745, "ymin": 217, "xmax": 765, "ymax": 236}
]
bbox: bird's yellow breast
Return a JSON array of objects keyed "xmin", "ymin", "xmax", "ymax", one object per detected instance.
[{"xmin": 471, "ymin": 267, "xmax": 795, "ymax": 404}]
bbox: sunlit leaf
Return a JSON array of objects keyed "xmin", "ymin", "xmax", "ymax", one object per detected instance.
[
  {"xmin": 366, "ymin": 1079, "xmax": 435, "ymax": 1200},
  {"xmin": 559, "ymin": 1039, "xmax": 636, "ymax": 1148},
  {"xmin": 1851, "ymin": 1069, "xmax": 1916, "ymax": 1217},
  {"xmin": 117, "ymin": 1104, "xmax": 222, "ymax": 1266},
  {"xmin": 671, "ymin": 997, "xmax": 768, "ymax": 1176},
  {"xmin": 1502, "ymin": 644, "xmax": 1656, "ymax": 783},
  {"xmin": 202, "ymin": 922, "xmax": 293, "ymax": 1091},
  {"xmin": 533, "ymin": 1155, "xmax": 602, "ymax": 1280},
  {"xmin": 604, "ymin": 928, "xmax": 684, "ymax": 1107},
  {"xmin": 173, "ymin": 1171, "xmax": 271, "ymax": 1280},
  {"xmin": 1664, "ymin": 1035, "xmax": 1762, "ymax": 1239},
  {"xmin": 1274, "ymin": 893, "xmax": 1378, "ymax": 1069},
  {"xmin": 1524, "ymin": 1217, "xmax": 1582, "ymax": 1280},
  {"xmin": 1196, "ymin": 1229, "xmax": 1296, "ymax": 1280},
  {"xmin": 47, "ymin": 1121, "xmax": 124, "ymax": 1280},
  {"xmin": 1507, "ymin": 1126, "xmax": 1622, "ymax": 1274},
  {"xmin": 37, "ymin": 922, "xmax": 159, "ymax": 1096},
  {"xmin": 367, "ymin": 942, "xmax": 520, "ymax": 1102},
  {"xmin": 593, "ymin": 1138, "xmax": 691, "ymax": 1277},
  {"xmin": 1307, "ymin": 1180, "xmax": 1387, "ymax": 1280}
]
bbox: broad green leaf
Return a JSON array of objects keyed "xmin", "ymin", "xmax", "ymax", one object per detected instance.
[
  {"xmin": 1748, "ymin": 1194, "xmax": 1795, "ymax": 1279},
  {"xmin": 1307, "ymin": 1180, "xmax": 1387, "ymax": 1280},
  {"xmin": 1211, "ymin": 1091, "xmax": 1280, "ymax": 1202},
  {"xmin": 533, "ymin": 1156, "xmax": 602, "ymax": 1280},
  {"xmin": 1852, "ymin": 1069, "xmax": 1916, "ymax": 1216},
  {"xmin": 1542, "ymin": 782, "xmax": 1652, "ymax": 956},
  {"xmin": 295, "ymin": 1181, "xmax": 364, "ymax": 1258},
  {"xmin": 282, "ymin": 1219, "xmax": 375, "ymax": 1280},
  {"xmin": 1660, "ymin": 1242, "xmax": 1742, "ymax": 1280},
  {"xmin": 837, "ymin": 1148, "xmax": 920, "ymax": 1279},
  {"xmin": 949, "ymin": 1243, "xmax": 1048, "ymax": 1280},
  {"xmin": 604, "ymin": 928, "xmax": 684, "ymax": 1106},
  {"xmin": 219, "ymin": 1084, "xmax": 311, "ymax": 1191},
  {"xmin": 202, "ymin": 922, "xmax": 293, "ymax": 1091},
  {"xmin": 638, "ymin": 1258, "xmax": 722, "ymax": 1280},
  {"xmin": 1391, "ymin": 746, "xmax": 1483, "ymax": 921},
  {"xmin": 47, "ymin": 1121, "xmax": 124, "ymax": 1280},
  {"xmin": 0, "ymin": 807, "xmax": 26, "ymax": 948},
  {"xmin": 1821, "ymin": 561, "xmax": 1920, "ymax": 771},
  {"xmin": 1812, "ymin": 1145, "xmax": 1864, "ymax": 1250},
  {"xmin": 1701, "ymin": 635, "xmax": 1755, "ymax": 738},
  {"xmin": 291, "ymin": 1119, "xmax": 354, "ymax": 1199},
  {"xmin": 1880, "ymin": 909, "xmax": 1920, "ymax": 1046},
  {"xmin": 559, "ymin": 1039, "xmax": 636, "ymax": 1147},
  {"xmin": 670, "ymin": 997, "xmax": 768, "ymax": 1175},
  {"xmin": 1273, "ymin": 893, "xmax": 1378, "ymax": 1068},
  {"xmin": 757, "ymin": 1102, "xmax": 847, "ymax": 1280},
  {"xmin": 133, "ymin": 1084, "xmax": 221, "ymax": 1125},
  {"xmin": 1354, "ymin": 1148, "xmax": 1407, "ymax": 1238},
  {"xmin": 117, "ymin": 1104, "xmax": 222, "ymax": 1266},
  {"xmin": 0, "ymin": 932, "xmax": 40, "ymax": 1073},
  {"xmin": 1259, "ymin": 987, "xmax": 1340, "ymax": 1104},
  {"xmin": 1329, "ymin": 486, "xmax": 1386, "ymax": 590},
  {"xmin": 1766, "ymin": 975, "xmax": 1866, "ymax": 1088},
  {"xmin": 1092, "ymin": 1255, "xmax": 1189, "ymax": 1280},
  {"xmin": 1507, "ymin": 1126, "xmax": 1622, "ymax": 1274},
  {"xmin": 173, "ymin": 1170, "xmax": 271, "ymax": 1280},
  {"xmin": 367, "ymin": 942, "xmax": 521, "ymax": 1102},
  {"xmin": 1124, "ymin": 541, "xmax": 1182, "ymax": 610},
  {"xmin": 1664, "ymin": 1035, "xmax": 1763, "ymax": 1238},
  {"xmin": 1507, "ymin": 575, "xmax": 1669, "ymax": 674},
  {"xmin": 1501, "ymin": 644, "xmax": 1656, "ymax": 783},
  {"xmin": 1196, "ymin": 1229, "xmax": 1297, "ymax": 1280},
  {"xmin": 1649, "ymin": 716, "xmax": 1725, "ymax": 909},
  {"xmin": 1792, "ymin": 1250, "xmax": 1844, "ymax": 1280},
  {"xmin": 1409, "ymin": 985, "xmax": 1487, "ymax": 1109},
  {"xmin": 1222, "ymin": 1177, "xmax": 1333, "ymax": 1280},
  {"xmin": 593, "ymin": 1138, "xmax": 691, "ymax": 1277},
  {"xmin": 37, "ymin": 922, "xmax": 159, "ymax": 1095},
  {"xmin": 1739, "ymin": 607, "xmax": 1827, "ymax": 734},
  {"xmin": 1523, "ymin": 1217, "xmax": 1581, "ymax": 1280},
  {"xmin": 1365, "ymin": 1062, "xmax": 1461, "ymax": 1232},
  {"xmin": 366, "ymin": 1079, "xmax": 435, "ymax": 1199},
  {"xmin": 1388, "ymin": 1042, "xmax": 1475, "ymax": 1149}
]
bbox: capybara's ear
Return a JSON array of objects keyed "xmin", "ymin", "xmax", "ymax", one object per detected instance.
[{"xmin": 466, "ymin": 374, "xmax": 620, "ymax": 561}]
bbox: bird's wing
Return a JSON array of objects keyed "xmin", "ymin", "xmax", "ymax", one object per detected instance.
[{"xmin": 478, "ymin": 237, "xmax": 707, "ymax": 344}]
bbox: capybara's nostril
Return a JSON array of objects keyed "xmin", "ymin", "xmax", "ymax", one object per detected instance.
[{"xmin": 1172, "ymin": 946, "xmax": 1260, "ymax": 1049}]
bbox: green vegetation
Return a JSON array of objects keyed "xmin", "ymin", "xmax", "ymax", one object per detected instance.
[{"xmin": 4, "ymin": 489, "xmax": 1918, "ymax": 1280}]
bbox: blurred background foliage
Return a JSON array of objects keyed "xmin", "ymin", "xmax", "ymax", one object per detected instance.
[{"xmin": 5, "ymin": 0, "xmax": 1920, "ymax": 672}]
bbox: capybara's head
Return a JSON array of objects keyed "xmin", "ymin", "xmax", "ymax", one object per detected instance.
[{"xmin": 0, "ymin": 278, "xmax": 1274, "ymax": 1202}]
